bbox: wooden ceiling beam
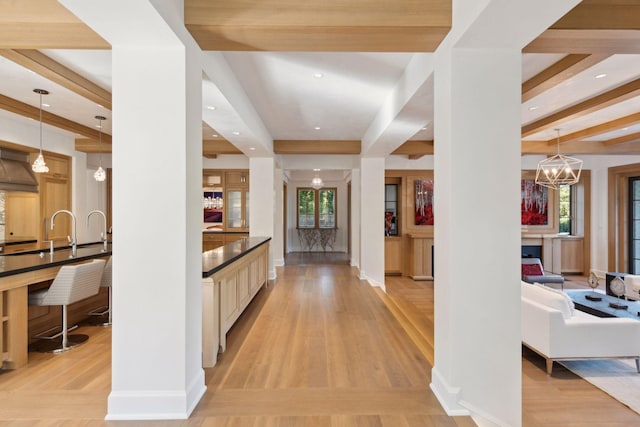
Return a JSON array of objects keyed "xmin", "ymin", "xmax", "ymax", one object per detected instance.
[
  {"xmin": 0, "ymin": 93, "xmax": 112, "ymax": 143},
  {"xmin": 525, "ymin": 1, "xmax": 640, "ymax": 53},
  {"xmin": 522, "ymin": 78, "xmax": 640, "ymax": 137},
  {"xmin": 75, "ymin": 138, "xmax": 110, "ymax": 153},
  {"xmin": 274, "ymin": 140, "xmax": 361, "ymax": 155},
  {"xmin": 185, "ymin": 0, "xmax": 451, "ymax": 52},
  {"xmin": 203, "ymin": 139, "xmax": 243, "ymax": 157},
  {"xmin": 522, "ymin": 54, "xmax": 610, "ymax": 103},
  {"xmin": 523, "ymin": 138, "xmax": 640, "ymax": 155},
  {"xmin": 603, "ymin": 131, "xmax": 640, "ymax": 146},
  {"xmin": 0, "ymin": 49, "xmax": 112, "ymax": 110},
  {"xmin": 543, "ymin": 112, "xmax": 640, "ymax": 145},
  {"xmin": 391, "ymin": 140, "xmax": 434, "ymax": 157},
  {"xmin": 0, "ymin": 0, "xmax": 108, "ymax": 49}
]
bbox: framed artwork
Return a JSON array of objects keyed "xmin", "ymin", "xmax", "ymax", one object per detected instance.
[
  {"xmin": 385, "ymin": 210, "xmax": 396, "ymax": 236},
  {"xmin": 521, "ymin": 180, "xmax": 548, "ymax": 225},
  {"xmin": 203, "ymin": 191, "xmax": 223, "ymax": 223},
  {"xmin": 415, "ymin": 179, "xmax": 434, "ymax": 226}
]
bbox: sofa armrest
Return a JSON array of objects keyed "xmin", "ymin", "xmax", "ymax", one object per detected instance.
[{"xmin": 521, "ymin": 297, "xmax": 566, "ymax": 355}]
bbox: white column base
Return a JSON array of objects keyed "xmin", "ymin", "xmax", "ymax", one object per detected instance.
[
  {"xmin": 429, "ymin": 367, "xmax": 470, "ymax": 416},
  {"xmin": 106, "ymin": 371, "xmax": 206, "ymax": 421}
]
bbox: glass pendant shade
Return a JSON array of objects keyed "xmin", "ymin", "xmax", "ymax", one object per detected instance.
[
  {"xmin": 32, "ymin": 152, "xmax": 49, "ymax": 173},
  {"xmin": 311, "ymin": 169, "xmax": 324, "ymax": 189},
  {"xmin": 32, "ymin": 88, "xmax": 49, "ymax": 173},
  {"xmin": 94, "ymin": 166, "xmax": 106, "ymax": 182},
  {"xmin": 535, "ymin": 129, "xmax": 583, "ymax": 190}
]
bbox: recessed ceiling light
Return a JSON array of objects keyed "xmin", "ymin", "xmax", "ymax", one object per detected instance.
[
  {"xmin": 595, "ymin": 73, "xmax": 607, "ymax": 79},
  {"xmin": 421, "ymin": 126, "xmax": 428, "ymax": 130},
  {"xmin": 212, "ymin": 134, "xmax": 218, "ymax": 138},
  {"xmin": 313, "ymin": 168, "xmax": 320, "ymax": 171},
  {"xmin": 206, "ymin": 105, "xmax": 216, "ymax": 110},
  {"xmin": 623, "ymin": 127, "xmax": 629, "ymax": 131},
  {"xmin": 314, "ymin": 126, "xmax": 321, "ymax": 130},
  {"xmin": 313, "ymin": 73, "xmax": 324, "ymax": 79},
  {"xmin": 528, "ymin": 106, "xmax": 539, "ymax": 111},
  {"xmin": 250, "ymin": 147, "xmax": 256, "ymax": 151},
  {"xmin": 97, "ymin": 104, "xmax": 104, "ymax": 108},
  {"xmin": 232, "ymin": 131, "xmax": 241, "ymax": 135}
]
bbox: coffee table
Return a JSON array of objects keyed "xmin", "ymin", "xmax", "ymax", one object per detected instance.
[{"xmin": 565, "ymin": 289, "xmax": 640, "ymax": 320}]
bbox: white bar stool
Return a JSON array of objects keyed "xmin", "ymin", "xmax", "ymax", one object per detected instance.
[
  {"xmin": 28, "ymin": 259, "xmax": 106, "ymax": 353},
  {"xmin": 88, "ymin": 256, "xmax": 113, "ymax": 326}
]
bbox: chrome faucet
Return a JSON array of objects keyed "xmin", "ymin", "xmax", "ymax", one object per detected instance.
[
  {"xmin": 88, "ymin": 210, "xmax": 108, "ymax": 252},
  {"xmin": 51, "ymin": 209, "xmax": 77, "ymax": 257}
]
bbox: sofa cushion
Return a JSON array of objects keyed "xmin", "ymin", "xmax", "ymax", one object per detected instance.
[
  {"xmin": 522, "ymin": 263, "xmax": 543, "ymax": 276},
  {"xmin": 521, "ymin": 281, "xmax": 575, "ymax": 320}
]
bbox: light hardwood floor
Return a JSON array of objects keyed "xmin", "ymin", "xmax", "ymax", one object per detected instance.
[{"xmin": 0, "ymin": 266, "xmax": 638, "ymax": 426}]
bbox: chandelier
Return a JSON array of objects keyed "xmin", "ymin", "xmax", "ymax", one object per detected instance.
[
  {"xmin": 94, "ymin": 115, "xmax": 106, "ymax": 182},
  {"xmin": 32, "ymin": 89, "xmax": 49, "ymax": 173},
  {"xmin": 535, "ymin": 128, "xmax": 582, "ymax": 190},
  {"xmin": 311, "ymin": 169, "xmax": 324, "ymax": 189}
]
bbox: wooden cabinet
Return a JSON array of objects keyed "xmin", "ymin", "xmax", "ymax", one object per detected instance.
[
  {"xmin": 408, "ymin": 235, "xmax": 434, "ymax": 280},
  {"xmin": 202, "ymin": 232, "xmax": 248, "ymax": 252},
  {"xmin": 5, "ymin": 192, "xmax": 38, "ymax": 239},
  {"xmin": 31, "ymin": 152, "xmax": 72, "ymax": 244},
  {"xmin": 561, "ymin": 238, "xmax": 584, "ymax": 274},
  {"xmin": 225, "ymin": 171, "xmax": 249, "ymax": 187}
]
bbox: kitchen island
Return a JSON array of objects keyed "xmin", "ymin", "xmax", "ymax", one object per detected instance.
[
  {"xmin": 202, "ymin": 237, "xmax": 270, "ymax": 367},
  {"xmin": 0, "ymin": 242, "xmax": 112, "ymax": 369}
]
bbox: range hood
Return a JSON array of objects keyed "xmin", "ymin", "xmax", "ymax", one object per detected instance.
[{"xmin": 0, "ymin": 149, "xmax": 39, "ymax": 193}]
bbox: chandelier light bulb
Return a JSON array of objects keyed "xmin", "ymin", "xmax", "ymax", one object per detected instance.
[
  {"xmin": 94, "ymin": 115, "xmax": 107, "ymax": 182},
  {"xmin": 94, "ymin": 166, "xmax": 106, "ymax": 182}
]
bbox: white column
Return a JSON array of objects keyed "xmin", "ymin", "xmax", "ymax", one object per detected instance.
[
  {"xmin": 359, "ymin": 158, "xmax": 384, "ymax": 289},
  {"xmin": 350, "ymin": 168, "xmax": 361, "ymax": 269},
  {"xmin": 250, "ymin": 157, "xmax": 276, "ymax": 279},
  {"xmin": 59, "ymin": 0, "xmax": 205, "ymax": 420},
  {"xmin": 431, "ymin": 46, "xmax": 522, "ymax": 426},
  {"xmin": 430, "ymin": 1, "xmax": 581, "ymax": 425},
  {"xmin": 273, "ymin": 166, "xmax": 285, "ymax": 267}
]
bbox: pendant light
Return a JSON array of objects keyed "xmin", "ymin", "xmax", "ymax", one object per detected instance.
[
  {"xmin": 311, "ymin": 169, "xmax": 324, "ymax": 189},
  {"xmin": 32, "ymin": 89, "xmax": 49, "ymax": 173},
  {"xmin": 535, "ymin": 128, "xmax": 583, "ymax": 190},
  {"xmin": 94, "ymin": 115, "xmax": 106, "ymax": 182}
]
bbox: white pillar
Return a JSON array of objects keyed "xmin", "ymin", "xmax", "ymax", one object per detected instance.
[
  {"xmin": 350, "ymin": 168, "xmax": 361, "ymax": 269},
  {"xmin": 250, "ymin": 157, "xmax": 276, "ymax": 279},
  {"xmin": 273, "ymin": 167, "xmax": 285, "ymax": 267},
  {"xmin": 430, "ymin": 1, "xmax": 581, "ymax": 425},
  {"xmin": 59, "ymin": 0, "xmax": 205, "ymax": 420},
  {"xmin": 359, "ymin": 158, "xmax": 384, "ymax": 289}
]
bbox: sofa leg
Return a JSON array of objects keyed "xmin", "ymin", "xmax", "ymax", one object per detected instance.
[{"xmin": 546, "ymin": 359, "xmax": 554, "ymax": 375}]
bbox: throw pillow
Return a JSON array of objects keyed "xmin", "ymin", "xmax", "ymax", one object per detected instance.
[{"xmin": 522, "ymin": 263, "xmax": 543, "ymax": 276}]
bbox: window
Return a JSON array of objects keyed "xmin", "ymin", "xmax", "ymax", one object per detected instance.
[
  {"xmin": 297, "ymin": 187, "xmax": 337, "ymax": 229},
  {"xmin": 629, "ymin": 177, "xmax": 640, "ymax": 274},
  {"xmin": 558, "ymin": 184, "xmax": 573, "ymax": 234},
  {"xmin": 385, "ymin": 184, "xmax": 398, "ymax": 236}
]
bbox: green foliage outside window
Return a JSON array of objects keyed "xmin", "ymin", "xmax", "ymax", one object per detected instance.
[
  {"xmin": 297, "ymin": 188, "xmax": 336, "ymax": 229},
  {"xmin": 298, "ymin": 189, "xmax": 315, "ymax": 228},
  {"xmin": 559, "ymin": 184, "xmax": 572, "ymax": 234},
  {"xmin": 319, "ymin": 189, "xmax": 336, "ymax": 228}
]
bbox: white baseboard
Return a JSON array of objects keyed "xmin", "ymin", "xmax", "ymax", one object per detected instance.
[{"xmin": 429, "ymin": 367, "xmax": 470, "ymax": 417}]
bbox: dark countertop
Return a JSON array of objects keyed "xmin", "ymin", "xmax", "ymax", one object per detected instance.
[
  {"xmin": 202, "ymin": 236, "xmax": 270, "ymax": 278},
  {"xmin": 0, "ymin": 242, "xmax": 112, "ymax": 278}
]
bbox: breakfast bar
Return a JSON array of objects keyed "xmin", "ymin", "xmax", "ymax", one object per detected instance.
[
  {"xmin": 0, "ymin": 243, "xmax": 112, "ymax": 369},
  {"xmin": 201, "ymin": 236, "xmax": 270, "ymax": 368}
]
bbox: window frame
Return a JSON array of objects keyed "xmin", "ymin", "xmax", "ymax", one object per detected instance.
[{"xmin": 296, "ymin": 187, "xmax": 337, "ymax": 229}]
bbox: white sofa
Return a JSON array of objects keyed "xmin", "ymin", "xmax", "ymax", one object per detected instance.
[{"xmin": 521, "ymin": 281, "xmax": 640, "ymax": 374}]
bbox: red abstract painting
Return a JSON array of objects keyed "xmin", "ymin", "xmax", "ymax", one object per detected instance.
[
  {"xmin": 415, "ymin": 179, "xmax": 434, "ymax": 226},
  {"xmin": 521, "ymin": 180, "xmax": 548, "ymax": 225}
]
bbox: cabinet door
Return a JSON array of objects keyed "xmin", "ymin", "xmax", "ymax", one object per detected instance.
[
  {"xmin": 226, "ymin": 189, "xmax": 249, "ymax": 231},
  {"xmin": 225, "ymin": 171, "xmax": 248, "ymax": 187},
  {"xmin": 41, "ymin": 177, "xmax": 71, "ymax": 242},
  {"xmin": 5, "ymin": 192, "xmax": 38, "ymax": 239},
  {"xmin": 203, "ymin": 234, "xmax": 224, "ymax": 252}
]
